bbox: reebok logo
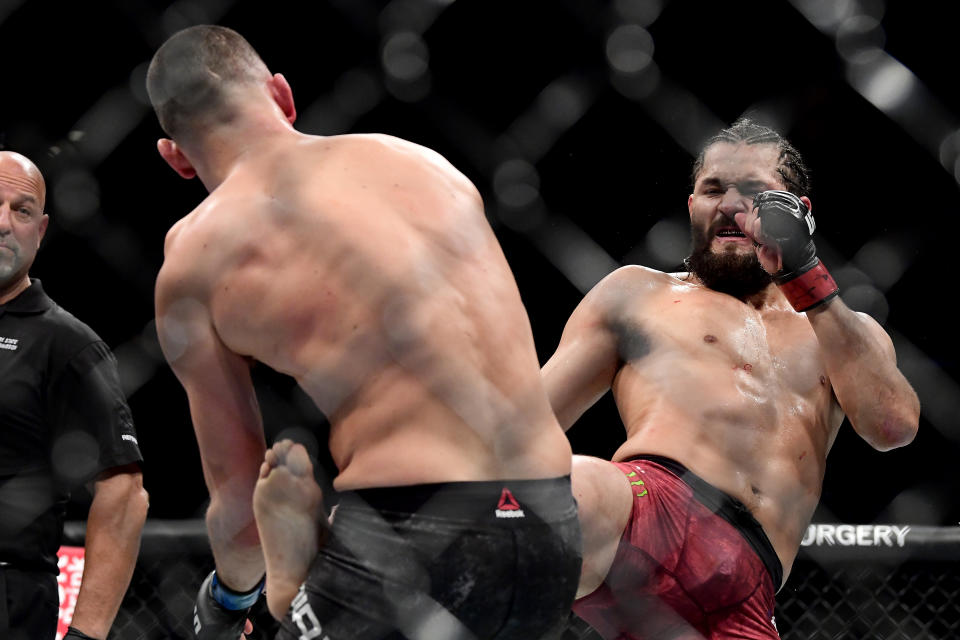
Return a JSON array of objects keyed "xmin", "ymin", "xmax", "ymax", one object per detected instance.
[
  {"xmin": 495, "ymin": 488, "xmax": 525, "ymax": 518},
  {"xmin": 0, "ymin": 336, "xmax": 19, "ymax": 351}
]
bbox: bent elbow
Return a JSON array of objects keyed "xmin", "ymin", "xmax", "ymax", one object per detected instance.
[
  {"xmin": 135, "ymin": 486, "xmax": 151, "ymax": 525},
  {"xmin": 869, "ymin": 413, "xmax": 920, "ymax": 451},
  {"xmin": 118, "ymin": 474, "xmax": 150, "ymax": 530}
]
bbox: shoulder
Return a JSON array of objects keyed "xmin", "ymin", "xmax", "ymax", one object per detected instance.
[
  {"xmin": 30, "ymin": 303, "xmax": 112, "ymax": 374},
  {"xmin": 161, "ymin": 201, "xmax": 213, "ymax": 259},
  {"xmin": 591, "ymin": 265, "xmax": 679, "ymax": 303},
  {"xmin": 156, "ymin": 207, "xmax": 215, "ymax": 307},
  {"xmin": 28, "ymin": 294, "xmax": 103, "ymax": 350},
  {"xmin": 338, "ymin": 133, "xmax": 477, "ymax": 191},
  {"xmin": 563, "ymin": 265, "xmax": 674, "ymax": 330},
  {"xmin": 345, "ymin": 132, "xmax": 441, "ymax": 159}
]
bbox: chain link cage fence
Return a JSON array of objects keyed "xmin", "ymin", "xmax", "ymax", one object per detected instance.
[
  {"xmin": 64, "ymin": 521, "xmax": 280, "ymax": 640},
  {"xmin": 66, "ymin": 520, "xmax": 960, "ymax": 640},
  {"xmin": 561, "ymin": 525, "xmax": 960, "ymax": 640}
]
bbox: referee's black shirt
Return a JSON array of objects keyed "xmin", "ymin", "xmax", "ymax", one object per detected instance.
[{"xmin": 0, "ymin": 279, "xmax": 143, "ymax": 573}]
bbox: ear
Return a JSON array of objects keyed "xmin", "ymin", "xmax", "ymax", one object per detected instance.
[
  {"xmin": 157, "ymin": 138, "xmax": 197, "ymax": 180},
  {"xmin": 687, "ymin": 193, "xmax": 694, "ymax": 218},
  {"xmin": 268, "ymin": 73, "xmax": 297, "ymax": 124},
  {"xmin": 37, "ymin": 213, "xmax": 49, "ymax": 246}
]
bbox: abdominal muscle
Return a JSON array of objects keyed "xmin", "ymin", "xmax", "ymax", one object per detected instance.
[{"xmin": 610, "ymin": 358, "xmax": 832, "ymax": 585}]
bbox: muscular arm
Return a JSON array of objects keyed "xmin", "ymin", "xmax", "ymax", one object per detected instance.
[
  {"xmin": 156, "ymin": 276, "xmax": 267, "ymax": 592},
  {"xmin": 738, "ymin": 193, "xmax": 920, "ymax": 451},
  {"xmin": 542, "ymin": 271, "xmax": 625, "ymax": 430},
  {"xmin": 69, "ymin": 465, "xmax": 149, "ymax": 639},
  {"xmin": 808, "ymin": 297, "xmax": 920, "ymax": 450}
]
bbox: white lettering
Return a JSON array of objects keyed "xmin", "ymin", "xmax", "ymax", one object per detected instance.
[
  {"xmin": 495, "ymin": 509, "xmax": 526, "ymax": 518},
  {"xmin": 836, "ymin": 525, "xmax": 856, "ymax": 545},
  {"xmin": 803, "ymin": 524, "xmax": 911, "ymax": 547},
  {"xmin": 817, "ymin": 524, "xmax": 836, "ymax": 546},
  {"xmin": 874, "ymin": 525, "xmax": 893, "ymax": 546},
  {"xmin": 893, "ymin": 525, "xmax": 911, "ymax": 547},
  {"xmin": 290, "ymin": 589, "xmax": 328, "ymax": 640},
  {"xmin": 122, "ymin": 434, "xmax": 139, "ymax": 445}
]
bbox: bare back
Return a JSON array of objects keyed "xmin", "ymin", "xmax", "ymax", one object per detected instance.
[
  {"xmin": 607, "ymin": 266, "xmax": 843, "ymax": 580},
  {"xmin": 160, "ymin": 133, "xmax": 571, "ymax": 489}
]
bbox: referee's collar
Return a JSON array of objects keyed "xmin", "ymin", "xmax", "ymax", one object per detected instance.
[{"xmin": 0, "ymin": 278, "xmax": 54, "ymax": 315}]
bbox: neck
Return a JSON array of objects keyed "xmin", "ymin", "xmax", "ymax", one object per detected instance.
[
  {"xmin": 186, "ymin": 113, "xmax": 300, "ymax": 191},
  {"xmin": 0, "ymin": 275, "xmax": 31, "ymax": 305},
  {"xmin": 685, "ymin": 271, "xmax": 788, "ymax": 311}
]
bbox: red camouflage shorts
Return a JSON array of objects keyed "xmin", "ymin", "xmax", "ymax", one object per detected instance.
[{"xmin": 573, "ymin": 455, "xmax": 782, "ymax": 640}]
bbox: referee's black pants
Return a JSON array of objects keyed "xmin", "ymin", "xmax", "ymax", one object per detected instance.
[{"xmin": 0, "ymin": 565, "xmax": 59, "ymax": 639}]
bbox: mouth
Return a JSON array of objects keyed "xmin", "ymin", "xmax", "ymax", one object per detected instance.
[{"xmin": 713, "ymin": 226, "xmax": 749, "ymax": 243}]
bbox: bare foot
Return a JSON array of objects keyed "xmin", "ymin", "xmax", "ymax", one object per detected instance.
[{"xmin": 253, "ymin": 439, "xmax": 325, "ymax": 620}]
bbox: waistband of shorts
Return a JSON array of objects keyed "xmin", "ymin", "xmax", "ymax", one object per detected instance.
[
  {"xmin": 338, "ymin": 476, "xmax": 576, "ymax": 522},
  {"xmin": 624, "ymin": 454, "xmax": 783, "ymax": 589}
]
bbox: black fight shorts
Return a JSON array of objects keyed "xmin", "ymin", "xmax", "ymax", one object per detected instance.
[
  {"xmin": 0, "ymin": 566, "xmax": 59, "ymax": 640},
  {"xmin": 276, "ymin": 476, "xmax": 581, "ymax": 640}
]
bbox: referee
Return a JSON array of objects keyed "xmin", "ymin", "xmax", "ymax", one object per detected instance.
[{"xmin": 0, "ymin": 150, "xmax": 149, "ymax": 640}]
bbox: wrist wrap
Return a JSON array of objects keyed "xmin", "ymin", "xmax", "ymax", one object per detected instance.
[
  {"xmin": 210, "ymin": 571, "xmax": 265, "ymax": 611},
  {"xmin": 775, "ymin": 259, "xmax": 839, "ymax": 312}
]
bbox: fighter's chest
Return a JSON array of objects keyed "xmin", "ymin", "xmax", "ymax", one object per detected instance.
[{"xmin": 619, "ymin": 292, "xmax": 825, "ymax": 388}]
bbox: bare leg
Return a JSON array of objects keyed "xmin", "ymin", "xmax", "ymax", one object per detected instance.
[{"xmin": 253, "ymin": 439, "xmax": 326, "ymax": 620}]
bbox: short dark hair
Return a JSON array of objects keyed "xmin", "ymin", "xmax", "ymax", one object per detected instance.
[
  {"xmin": 690, "ymin": 118, "xmax": 811, "ymax": 196},
  {"xmin": 146, "ymin": 25, "xmax": 269, "ymax": 140}
]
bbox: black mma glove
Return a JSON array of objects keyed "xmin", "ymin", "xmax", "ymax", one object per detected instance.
[
  {"xmin": 753, "ymin": 189, "xmax": 839, "ymax": 312},
  {"xmin": 64, "ymin": 627, "xmax": 100, "ymax": 640},
  {"xmin": 193, "ymin": 570, "xmax": 264, "ymax": 639}
]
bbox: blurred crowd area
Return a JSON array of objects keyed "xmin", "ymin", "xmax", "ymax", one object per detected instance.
[{"xmin": 0, "ymin": 0, "xmax": 958, "ymax": 532}]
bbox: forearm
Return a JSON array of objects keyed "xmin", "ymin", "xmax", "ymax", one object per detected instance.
[
  {"xmin": 205, "ymin": 478, "xmax": 266, "ymax": 591},
  {"xmin": 70, "ymin": 472, "xmax": 149, "ymax": 639},
  {"xmin": 544, "ymin": 360, "xmax": 590, "ymax": 431},
  {"xmin": 542, "ymin": 335, "xmax": 620, "ymax": 431},
  {"xmin": 808, "ymin": 297, "xmax": 920, "ymax": 449}
]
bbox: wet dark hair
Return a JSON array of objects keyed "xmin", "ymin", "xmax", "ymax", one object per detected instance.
[
  {"xmin": 690, "ymin": 118, "xmax": 811, "ymax": 196},
  {"xmin": 146, "ymin": 25, "xmax": 269, "ymax": 140}
]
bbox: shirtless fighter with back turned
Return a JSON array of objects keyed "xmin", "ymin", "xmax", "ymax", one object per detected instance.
[
  {"xmin": 543, "ymin": 119, "xmax": 920, "ymax": 639},
  {"xmin": 147, "ymin": 25, "xmax": 580, "ymax": 640}
]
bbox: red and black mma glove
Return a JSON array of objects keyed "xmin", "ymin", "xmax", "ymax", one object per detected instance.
[{"xmin": 753, "ymin": 190, "xmax": 839, "ymax": 312}]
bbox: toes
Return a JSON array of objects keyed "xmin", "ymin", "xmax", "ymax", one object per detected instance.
[
  {"xmin": 272, "ymin": 439, "xmax": 295, "ymax": 461},
  {"xmin": 286, "ymin": 444, "xmax": 314, "ymax": 477},
  {"xmin": 264, "ymin": 447, "xmax": 279, "ymax": 469},
  {"xmin": 264, "ymin": 440, "xmax": 314, "ymax": 478}
]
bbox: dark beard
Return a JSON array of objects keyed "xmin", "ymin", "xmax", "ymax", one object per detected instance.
[{"xmin": 685, "ymin": 226, "xmax": 773, "ymax": 299}]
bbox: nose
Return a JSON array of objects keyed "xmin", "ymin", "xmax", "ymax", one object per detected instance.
[{"xmin": 717, "ymin": 187, "xmax": 750, "ymax": 221}]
